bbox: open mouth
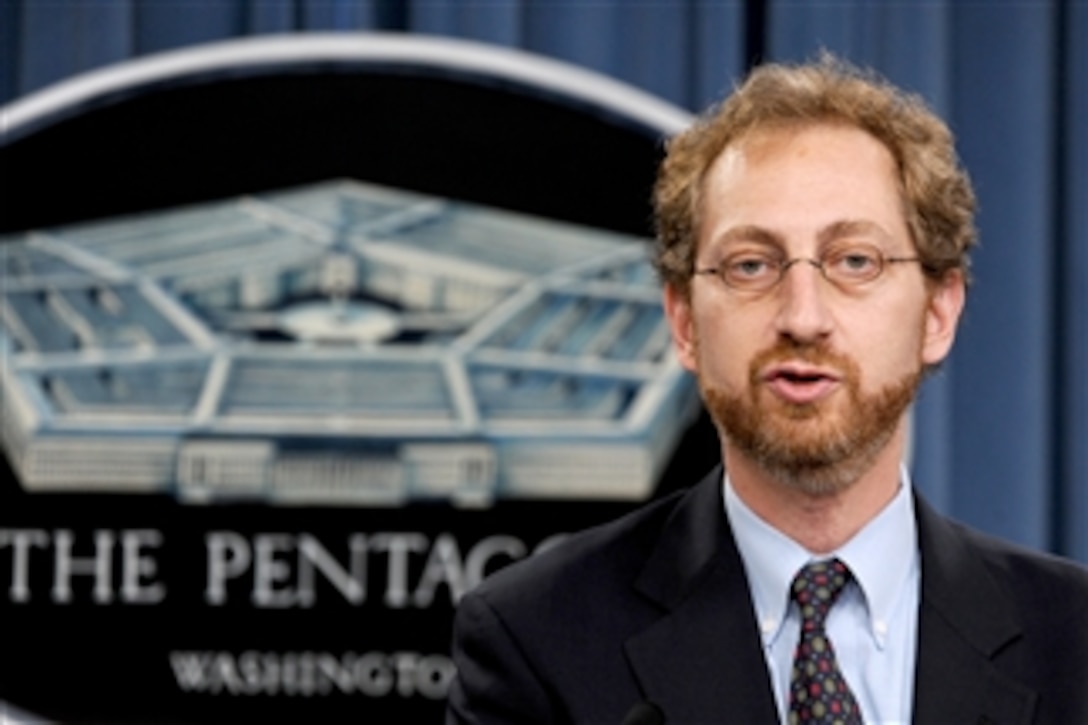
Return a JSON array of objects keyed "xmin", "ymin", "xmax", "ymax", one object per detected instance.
[
  {"xmin": 763, "ymin": 364, "xmax": 841, "ymax": 403},
  {"xmin": 776, "ymin": 370, "xmax": 829, "ymax": 384}
]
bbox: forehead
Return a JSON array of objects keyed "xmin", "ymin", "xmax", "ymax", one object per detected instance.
[
  {"xmin": 710, "ymin": 122, "xmax": 898, "ymax": 184},
  {"xmin": 699, "ymin": 123, "xmax": 907, "ymax": 248}
]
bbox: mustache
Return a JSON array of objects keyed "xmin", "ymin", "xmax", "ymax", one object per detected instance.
[{"xmin": 748, "ymin": 341, "xmax": 859, "ymax": 382}]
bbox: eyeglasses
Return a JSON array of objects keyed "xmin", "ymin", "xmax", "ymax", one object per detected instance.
[{"xmin": 693, "ymin": 243, "xmax": 924, "ymax": 293}]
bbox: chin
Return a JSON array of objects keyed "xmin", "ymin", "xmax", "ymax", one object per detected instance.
[{"xmin": 752, "ymin": 417, "xmax": 900, "ymax": 497}]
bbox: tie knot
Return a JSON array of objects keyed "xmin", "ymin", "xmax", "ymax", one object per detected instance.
[{"xmin": 791, "ymin": 559, "xmax": 851, "ymax": 625}]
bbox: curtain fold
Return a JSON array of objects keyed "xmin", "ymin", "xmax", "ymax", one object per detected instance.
[
  {"xmin": 951, "ymin": 2, "xmax": 1057, "ymax": 551},
  {"xmin": 1063, "ymin": 0, "xmax": 1088, "ymax": 562},
  {"xmin": 0, "ymin": 0, "xmax": 1083, "ymax": 563}
]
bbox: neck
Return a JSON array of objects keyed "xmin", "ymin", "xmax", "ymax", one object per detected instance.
[{"xmin": 723, "ymin": 422, "xmax": 907, "ymax": 554}]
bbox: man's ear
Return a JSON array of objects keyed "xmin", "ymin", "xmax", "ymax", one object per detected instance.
[
  {"xmin": 664, "ymin": 283, "xmax": 698, "ymax": 372},
  {"xmin": 922, "ymin": 270, "xmax": 966, "ymax": 366}
]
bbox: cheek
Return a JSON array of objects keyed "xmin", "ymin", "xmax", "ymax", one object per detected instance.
[
  {"xmin": 853, "ymin": 309, "xmax": 928, "ymax": 383},
  {"xmin": 690, "ymin": 312, "xmax": 761, "ymax": 381}
]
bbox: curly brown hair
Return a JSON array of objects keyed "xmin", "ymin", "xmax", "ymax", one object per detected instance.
[{"xmin": 653, "ymin": 54, "xmax": 977, "ymax": 296}]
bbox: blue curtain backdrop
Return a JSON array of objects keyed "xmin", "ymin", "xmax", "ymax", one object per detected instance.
[{"xmin": 1, "ymin": 0, "xmax": 1085, "ymax": 564}]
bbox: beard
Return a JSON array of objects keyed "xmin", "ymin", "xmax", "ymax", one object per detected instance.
[{"xmin": 701, "ymin": 341, "xmax": 922, "ymax": 497}]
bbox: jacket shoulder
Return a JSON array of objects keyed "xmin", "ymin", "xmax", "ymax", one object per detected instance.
[
  {"xmin": 957, "ymin": 522, "xmax": 1088, "ymax": 619},
  {"xmin": 469, "ymin": 486, "xmax": 689, "ymax": 614}
]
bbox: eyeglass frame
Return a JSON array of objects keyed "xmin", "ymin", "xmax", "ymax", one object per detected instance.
[{"xmin": 692, "ymin": 242, "xmax": 928, "ymax": 293}]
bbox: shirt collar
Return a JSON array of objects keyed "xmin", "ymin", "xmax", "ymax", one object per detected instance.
[{"xmin": 723, "ymin": 466, "xmax": 918, "ymax": 648}]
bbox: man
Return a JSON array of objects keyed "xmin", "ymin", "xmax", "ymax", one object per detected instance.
[{"xmin": 447, "ymin": 56, "xmax": 1088, "ymax": 724}]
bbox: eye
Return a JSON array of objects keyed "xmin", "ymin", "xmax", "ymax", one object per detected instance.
[
  {"xmin": 723, "ymin": 251, "xmax": 780, "ymax": 286},
  {"xmin": 825, "ymin": 245, "xmax": 882, "ymax": 282}
]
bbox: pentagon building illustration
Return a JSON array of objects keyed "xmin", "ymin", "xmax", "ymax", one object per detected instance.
[{"xmin": 0, "ymin": 180, "xmax": 699, "ymax": 507}]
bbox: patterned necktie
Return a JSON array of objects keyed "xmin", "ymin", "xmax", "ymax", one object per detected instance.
[{"xmin": 787, "ymin": 559, "xmax": 863, "ymax": 725}]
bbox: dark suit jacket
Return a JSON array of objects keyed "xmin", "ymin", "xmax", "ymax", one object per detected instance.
[{"xmin": 447, "ymin": 468, "xmax": 1088, "ymax": 724}]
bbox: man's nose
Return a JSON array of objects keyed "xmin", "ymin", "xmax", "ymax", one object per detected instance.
[{"xmin": 773, "ymin": 260, "xmax": 834, "ymax": 343}]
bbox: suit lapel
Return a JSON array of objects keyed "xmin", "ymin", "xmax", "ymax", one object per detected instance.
[
  {"xmin": 619, "ymin": 477, "xmax": 1042, "ymax": 723},
  {"xmin": 913, "ymin": 495, "xmax": 1038, "ymax": 724},
  {"xmin": 623, "ymin": 469, "xmax": 778, "ymax": 723}
]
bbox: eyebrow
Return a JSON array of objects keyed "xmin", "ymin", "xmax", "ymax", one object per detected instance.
[
  {"xmin": 712, "ymin": 219, "xmax": 894, "ymax": 252},
  {"xmin": 816, "ymin": 219, "xmax": 894, "ymax": 247},
  {"xmin": 713, "ymin": 225, "xmax": 785, "ymax": 249}
]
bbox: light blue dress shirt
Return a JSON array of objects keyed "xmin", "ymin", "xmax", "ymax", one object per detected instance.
[{"xmin": 724, "ymin": 469, "xmax": 920, "ymax": 725}]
